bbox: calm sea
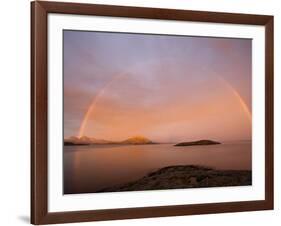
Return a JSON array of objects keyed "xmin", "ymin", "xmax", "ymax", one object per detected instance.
[{"xmin": 64, "ymin": 141, "xmax": 251, "ymax": 194}]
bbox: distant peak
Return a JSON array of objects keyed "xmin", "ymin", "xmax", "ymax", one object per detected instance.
[
  {"xmin": 122, "ymin": 136, "xmax": 154, "ymax": 144},
  {"xmin": 64, "ymin": 135, "xmax": 155, "ymax": 145},
  {"xmin": 129, "ymin": 135, "xmax": 148, "ymax": 139}
]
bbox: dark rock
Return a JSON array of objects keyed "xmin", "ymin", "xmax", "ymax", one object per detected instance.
[{"xmin": 97, "ymin": 165, "xmax": 251, "ymax": 192}]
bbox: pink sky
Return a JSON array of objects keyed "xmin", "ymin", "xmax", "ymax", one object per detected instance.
[{"xmin": 64, "ymin": 31, "xmax": 252, "ymax": 142}]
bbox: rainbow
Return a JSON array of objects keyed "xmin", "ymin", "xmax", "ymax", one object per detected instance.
[
  {"xmin": 78, "ymin": 73, "xmax": 128, "ymax": 137},
  {"xmin": 218, "ymin": 77, "xmax": 252, "ymax": 123},
  {"xmin": 78, "ymin": 74, "xmax": 252, "ymax": 137}
]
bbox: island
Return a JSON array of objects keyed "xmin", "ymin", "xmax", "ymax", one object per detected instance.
[
  {"xmin": 98, "ymin": 165, "xmax": 251, "ymax": 192},
  {"xmin": 64, "ymin": 141, "xmax": 90, "ymax": 146},
  {"xmin": 174, "ymin": 139, "xmax": 221, "ymax": 146}
]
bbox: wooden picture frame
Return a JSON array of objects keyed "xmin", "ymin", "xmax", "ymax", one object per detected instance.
[{"xmin": 31, "ymin": 1, "xmax": 274, "ymax": 224}]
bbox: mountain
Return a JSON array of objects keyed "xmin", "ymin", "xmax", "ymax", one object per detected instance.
[
  {"xmin": 64, "ymin": 136, "xmax": 114, "ymax": 145},
  {"xmin": 64, "ymin": 135, "xmax": 155, "ymax": 145},
  {"xmin": 174, "ymin": 140, "xmax": 221, "ymax": 146},
  {"xmin": 121, "ymin": 136, "xmax": 154, "ymax": 145}
]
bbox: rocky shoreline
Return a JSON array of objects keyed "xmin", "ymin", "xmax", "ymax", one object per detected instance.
[{"xmin": 98, "ymin": 165, "xmax": 251, "ymax": 192}]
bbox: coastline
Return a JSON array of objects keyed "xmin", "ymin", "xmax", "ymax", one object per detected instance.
[{"xmin": 98, "ymin": 165, "xmax": 252, "ymax": 193}]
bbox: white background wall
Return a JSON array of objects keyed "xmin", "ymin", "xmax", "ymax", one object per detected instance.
[{"xmin": 0, "ymin": 0, "xmax": 279, "ymax": 225}]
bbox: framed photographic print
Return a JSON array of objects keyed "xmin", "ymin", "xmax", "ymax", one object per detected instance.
[{"xmin": 31, "ymin": 1, "xmax": 274, "ymax": 224}]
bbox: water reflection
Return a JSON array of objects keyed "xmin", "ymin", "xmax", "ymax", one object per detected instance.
[{"xmin": 64, "ymin": 141, "xmax": 251, "ymax": 194}]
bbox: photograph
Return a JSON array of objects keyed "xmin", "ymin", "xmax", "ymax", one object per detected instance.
[
  {"xmin": 63, "ymin": 30, "xmax": 252, "ymax": 194},
  {"xmin": 30, "ymin": 1, "xmax": 274, "ymax": 224}
]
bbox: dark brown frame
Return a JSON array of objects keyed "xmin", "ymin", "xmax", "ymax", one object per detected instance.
[{"xmin": 31, "ymin": 1, "xmax": 274, "ymax": 224}]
